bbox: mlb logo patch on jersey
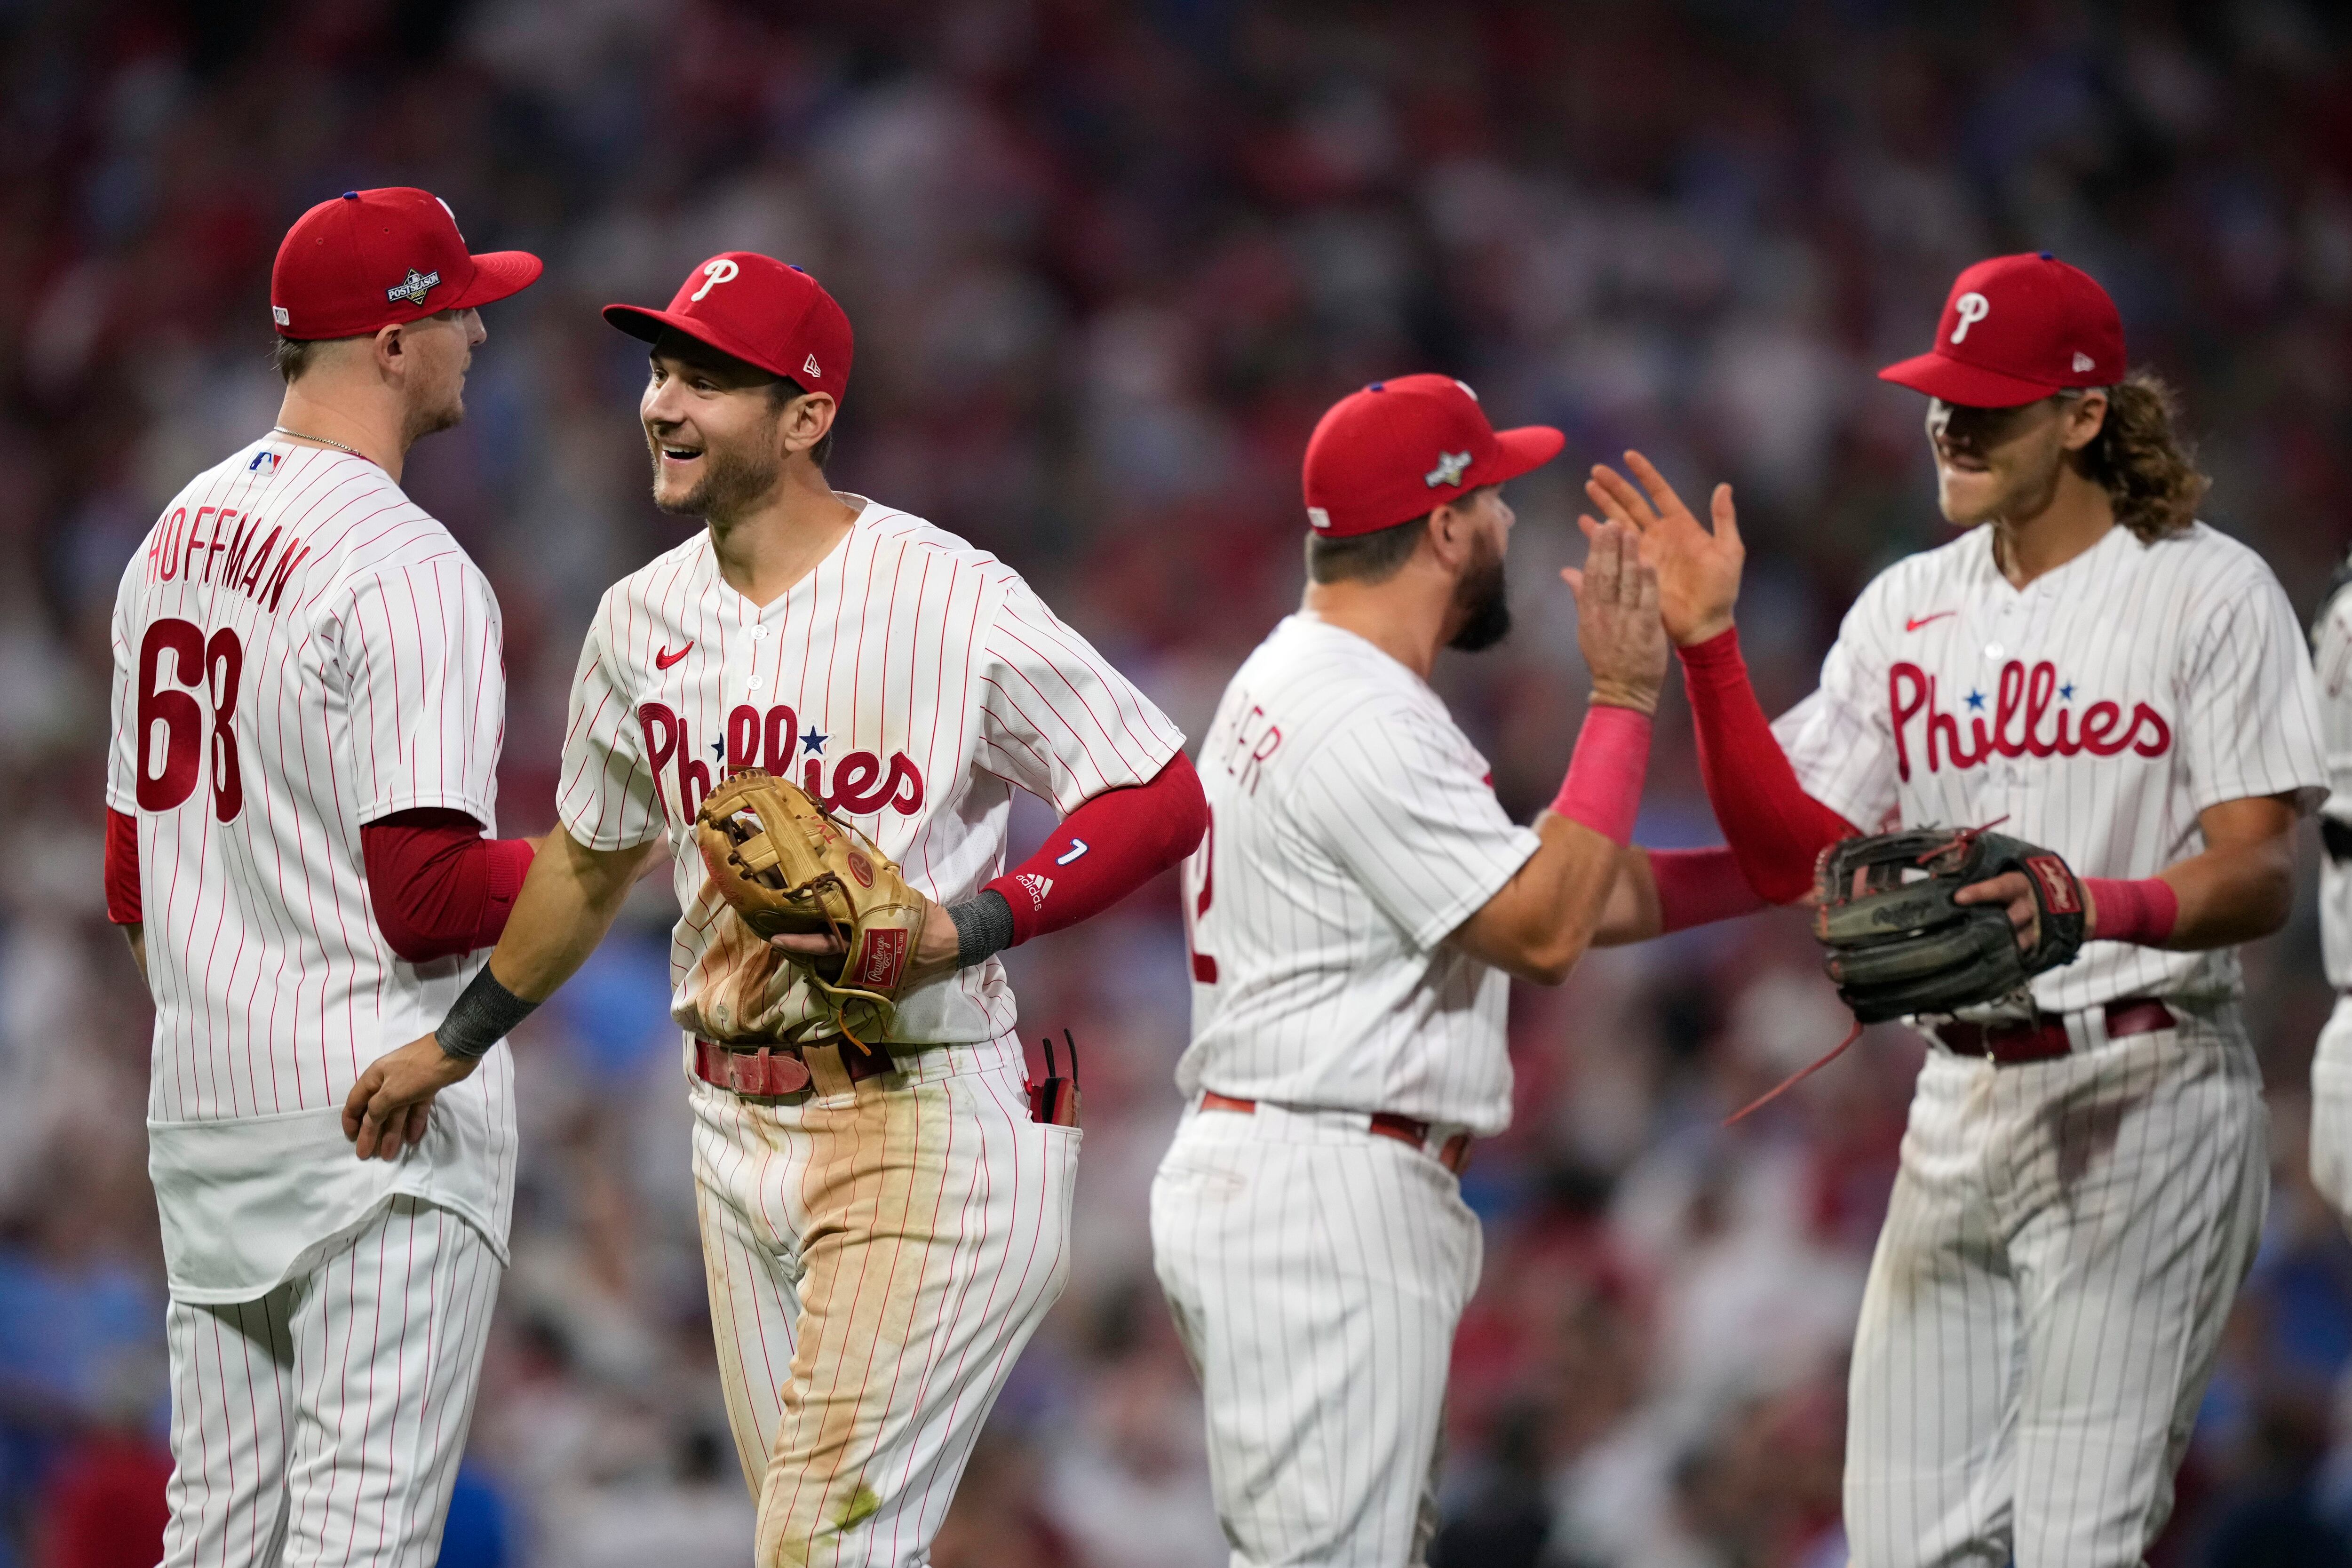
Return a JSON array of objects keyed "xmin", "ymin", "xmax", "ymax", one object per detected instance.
[{"xmin": 247, "ymin": 450, "xmax": 281, "ymax": 476}]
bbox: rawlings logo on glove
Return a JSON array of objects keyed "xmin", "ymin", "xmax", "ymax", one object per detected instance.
[{"xmin": 692, "ymin": 768, "xmax": 929, "ymax": 1046}]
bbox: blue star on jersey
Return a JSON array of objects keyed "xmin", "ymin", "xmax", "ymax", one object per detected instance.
[{"xmin": 801, "ymin": 730, "xmax": 827, "ymax": 755}]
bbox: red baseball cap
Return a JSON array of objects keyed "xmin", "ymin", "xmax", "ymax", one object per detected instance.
[
  {"xmin": 1878, "ymin": 252, "xmax": 2127, "ymax": 407},
  {"xmin": 271, "ymin": 188, "xmax": 541, "ymax": 341},
  {"xmin": 604, "ymin": 253, "xmax": 853, "ymax": 401},
  {"xmin": 1302, "ymin": 374, "xmax": 1565, "ymax": 537}
]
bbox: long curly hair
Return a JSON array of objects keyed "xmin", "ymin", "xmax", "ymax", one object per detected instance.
[{"xmin": 2075, "ymin": 370, "xmax": 2209, "ymax": 541}]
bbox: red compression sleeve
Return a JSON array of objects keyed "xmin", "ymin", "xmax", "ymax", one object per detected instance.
[
  {"xmin": 986, "ymin": 753, "xmax": 1211, "ymax": 946},
  {"xmin": 1678, "ymin": 627, "xmax": 1858, "ymax": 905},
  {"xmin": 361, "ymin": 809, "xmax": 537, "ymax": 963},
  {"xmin": 2081, "ymin": 876, "xmax": 2179, "ymax": 946},
  {"xmin": 1550, "ymin": 706, "xmax": 1652, "ymax": 845},
  {"xmin": 104, "ymin": 808, "xmax": 142, "ymax": 925},
  {"xmin": 1647, "ymin": 846, "xmax": 1768, "ymax": 932}
]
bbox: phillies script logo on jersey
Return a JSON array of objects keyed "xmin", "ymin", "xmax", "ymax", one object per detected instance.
[
  {"xmin": 637, "ymin": 701, "xmax": 924, "ymax": 822},
  {"xmin": 1889, "ymin": 659, "xmax": 2171, "ymax": 780}
]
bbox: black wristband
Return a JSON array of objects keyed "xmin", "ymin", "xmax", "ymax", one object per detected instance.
[
  {"xmin": 437, "ymin": 964, "xmax": 539, "ymax": 1061},
  {"xmin": 947, "ymin": 889, "xmax": 1017, "ymax": 969}
]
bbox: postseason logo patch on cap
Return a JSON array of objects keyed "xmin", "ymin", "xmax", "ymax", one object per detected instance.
[
  {"xmin": 385, "ymin": 267, "xmax": 441, "ymax": 308},
  {"xmin": 1424, "ymin": 450, "xmax": 1472, "ymax": 488}
]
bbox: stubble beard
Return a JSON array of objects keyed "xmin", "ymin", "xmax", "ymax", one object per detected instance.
[
  {"xmin": 649, "ymin": 432, "xmax": 783, "ymax": 523},
  {"xmin": 1939, "ymin": 424, "xmax": 2068, "ymax": 530},
  {"xmin": 404, "ymin": 382, "xmax": 466, "ymax": 445},
  {"xmin": 1446, "ymin": 534, "xmax": 1512, "ymax": 652}
]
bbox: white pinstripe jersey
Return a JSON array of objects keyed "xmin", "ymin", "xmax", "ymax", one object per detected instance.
[
  {"xmin": 2310, "ymin": 577, "xmax": 2352, "ymax": 987},
  {"xmin": 1176, "ymin": 616, "xmax": 1541, "ymax": 1135},
  {"xmin": 107, "ymin": 439, "xmax": 517, "ymax": 1296},
  {"xmin": 1775, "ymin": 520, "xmax": 2325, "ymax": 1014},
  {"xmin": 556, "ymin": 498, "xmax": 1185, "ymax": 1046}
]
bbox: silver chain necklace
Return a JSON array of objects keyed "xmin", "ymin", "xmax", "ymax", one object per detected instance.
[{"xmin": 270, "ymin": 425, "xmax": 373, "ymax": 463}]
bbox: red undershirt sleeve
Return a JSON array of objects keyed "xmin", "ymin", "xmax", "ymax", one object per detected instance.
[
  {"xmin": 1646, "ymin": 844, "xmax": 1769, "ymax": 931},
  {"xmin": 104, "ymin": 808, "xmax": 142, "ymax": 926},
  {"xmin": 361, "ymin": 808, "xmax": 537, "ymax": 963},
  {"xmin": 1677, "ymin": 627, "xmax": 1859, "ymax": 904},
  {"xmin": 985, "ymin": 752, "xmax": 1211, "ymax": 946}
]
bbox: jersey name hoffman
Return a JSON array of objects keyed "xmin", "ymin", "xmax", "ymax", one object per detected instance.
[
  {"xmin": 135, "ymin": 496, "xmax": 313, "ymax": 612},
  {"xmin": 1888, "ymin": 657, "xmax": 2171, "ymax": 779}
]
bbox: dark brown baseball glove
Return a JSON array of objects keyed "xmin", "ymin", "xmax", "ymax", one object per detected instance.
[{"xmin": 1812, "ymin": 825, "xmax": 2089, "ymax": 1024}]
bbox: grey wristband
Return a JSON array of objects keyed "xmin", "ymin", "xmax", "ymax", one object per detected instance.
[
  {"xmin": 947, "ymin": 889, "xmax": 1017, "ymax": 969},
  {"xmin": 437, "ymin": 965, "xmax": 539, "ymax": 1061}
]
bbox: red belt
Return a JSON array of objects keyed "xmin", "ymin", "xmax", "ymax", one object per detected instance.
[
  {"xmin": 1199, "ymin": 1090, "xmax": 1472, "ymax": 1174},
  {"xmin": 693, "ymin": 1036, "xmax": 893, "ymax": 1097},
  {"xmin": 1932, "ymin": 997, "xmax": 2174, "ymax": 1066}
]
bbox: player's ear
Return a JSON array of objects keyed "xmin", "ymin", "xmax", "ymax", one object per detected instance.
[
  {"xmin": 1423, "ymin": 492, "xmax": 1483, "ymax": 569},
  {"xmin": 372, "ymin": 320, "xmax": 409, "ymax": 383},
  {"xmin": 779, "ymin": 390, "xmax": 836, "ymax": 463},
  {"xmin": 2059, "ymin": 389, "xmax": 2108, "ymax": 453}
]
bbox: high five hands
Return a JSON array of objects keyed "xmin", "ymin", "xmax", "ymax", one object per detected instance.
[
  {"xmin": 1561, "ymin": 519, "xmax": 1668, "ymax": 714},
  {"xmin": 1582, "ymin": 452, "xmax": 1744, "ymax": 647}
]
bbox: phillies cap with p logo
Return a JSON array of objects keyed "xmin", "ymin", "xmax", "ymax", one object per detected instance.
[
  {"xmin": 603, "ymin": 253, "xmax": 854, "ymax": 402},
  {"xmin": 1878, "ymin": 252, "xmax": 2126, "ymax": 407},
  {"xmin": 271, "ymin": 187, "xmax": 542, "ymax": 340},
  {"xmin": 1301, "ymin": 374, "xmax": 1565, "ymax": 537}
]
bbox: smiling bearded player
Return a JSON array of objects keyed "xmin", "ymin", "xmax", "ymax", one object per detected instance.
[
  {"xmin": 345, "ymin": 252, "xmax": 1207, "ymax": 1566},
  {"xmin": 1591, "ymin": 254, "xmax": 2326, "ymax": 1567}
]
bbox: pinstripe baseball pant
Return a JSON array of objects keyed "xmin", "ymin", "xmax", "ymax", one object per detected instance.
[
  {"xmin": 159, "ymin": 1195, "xmax": 503, "ymax": 1568},
  {"xmin": 690, "ymin": 1034, "xmax": 1079, "ymax": 1568},
  {"xmin": 2308, "ymin": 994, "xmax": 2352, "ymax": 1223},
  {"xmin": 1844, "ymin": 1004, "xmax": 2268, "ymax": 1568},
  {"xmin": 1149, "ymin": 1100, "xmax": 1483, "ymax": 1568}
]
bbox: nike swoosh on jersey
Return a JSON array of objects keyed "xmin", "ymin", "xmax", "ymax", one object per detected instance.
[
  {"xmin": 1905, "ymin": 613, "xmax": 1956, "ymax": 632},
  {"xmin": 655, "ymin": 642, "xmax": 694, "ymax": 669}
]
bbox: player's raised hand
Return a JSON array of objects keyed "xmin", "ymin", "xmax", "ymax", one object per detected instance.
[
  {"xmin": 1562, "ymin": 518, "xmax": 1668, "ymax": 714},
  {"xmin": 1582, "ymin": 451, "xmax": 1743, "ymax": 647},
  {"xmin": 342, "ymin": 1035, "xmax": 477, "ymax": 1160}
]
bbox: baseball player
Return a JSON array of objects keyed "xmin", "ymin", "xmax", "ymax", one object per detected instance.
[
  {"xmin": 1151, "ymin": 374, "xmax": 1764, "ymax": 1567},
  {"xmin": 1593, "ymin": 253, "xmax": 2327, "ymax": 1566},
  {"xmin": 2308, "ymin": 564, "xmax": 2352, "ymax": 1223},
  {"xmin": 345, "ymin": 251, "xmax": 1209, "ymax": 1566},
  {"xmin": 102, "ymin": 188, "xmax": 542, "ymax": 1565}
]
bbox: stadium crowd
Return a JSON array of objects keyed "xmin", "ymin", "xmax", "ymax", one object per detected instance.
[{"xmin": 2, "ymin": 1, "xmax": 2351, "ymax": 1564}]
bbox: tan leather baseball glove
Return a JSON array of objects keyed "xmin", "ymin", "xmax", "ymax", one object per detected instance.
[{"xmin": 692, "ymin": 768, "xmax": 928, "ymax": 1048}]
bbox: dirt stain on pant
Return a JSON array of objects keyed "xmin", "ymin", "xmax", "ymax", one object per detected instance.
[{"xmin": 755, "ymin": 1048, "xmax": 955, "ymax": 1568}]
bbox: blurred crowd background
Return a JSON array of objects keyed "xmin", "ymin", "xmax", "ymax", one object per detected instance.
[{"xmin": 4, "ymin": 1, "xmax": 2352, "ymax": 1565}]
